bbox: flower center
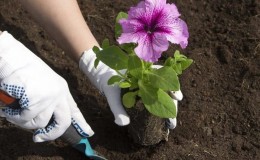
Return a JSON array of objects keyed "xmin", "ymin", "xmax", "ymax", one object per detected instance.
[{"xmin": 144, "ymin": 25, "xmax": 155, "ymax": 34}]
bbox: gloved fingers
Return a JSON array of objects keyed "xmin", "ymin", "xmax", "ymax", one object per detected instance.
[
  {"xmin": 169, "ymin": 90, "xmax": 183, "ymax": 101},
  {"xmin": 166, "ymin": 99, "xmax": 178, "ymax": 129},
  {"xmin": 68, "ymin": 93, "xmax": 94, "ymax": 137},
  {"xmin": 18, "ymin": 107, "xmax": 55, "ymax": 130},
  {"xmin": 166, "ymin": 118, "xmax": 177, "ymax": 129},
  {"xmin": 0, "ymin": 103, "xmax": 50, "ymax": 125},
  {"xmin": 173, "ymin": 99, "xmax": 178, "ymax": 113},
  {"xmin": 103, "ymin": 85, "xmax": 130, "ymax": 126},
  {"xmin": 0, "ymin": 77, "xmax": 48, "ymax": 122},
  {"xmin": 33, "ymin": 101, "xmax": 71, "ymax": 142},
  {"xmin": 0, "ymin": 107, "xmax": 24, "ymax": 124}
]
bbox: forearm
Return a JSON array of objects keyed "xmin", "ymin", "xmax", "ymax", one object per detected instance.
[{"xmin": 20, "ymin": 0, "xmax": 99, "ymax": 62}]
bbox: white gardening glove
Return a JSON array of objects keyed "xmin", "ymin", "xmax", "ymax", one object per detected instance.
[
  {"xmin": 79, "ymin": 49, "xmax": 183, "ymax": 128},
  {"xmin": 166, "ymin": 90, "xmax": 183, "ymax": 129},
  {"xmin": 0, "ymin": 31, "xmax": 94, "ymax": 142},
  {"xmin": 79, "ymin": 49, "xmax": 130, "ymax": 126}
]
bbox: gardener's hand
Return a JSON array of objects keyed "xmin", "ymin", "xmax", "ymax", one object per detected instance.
[
  {"xmin": 0, "ymin": 31, "xmax": 94, "ymax": 142},
  {"xmin": 79, "ymin": 49, "xmax": 183, "ymax": 128},
  {"xmin": 79, "ymin": 48, "xmax": 130, "ymax": 126},
  {"xmin": 166, "ymin": 90, "xmax": 183, "ymax": 129}
]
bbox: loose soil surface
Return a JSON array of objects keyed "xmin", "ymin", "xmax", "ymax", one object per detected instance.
[{"xmin": 0, "ymin": 0, "xmax": 259, "ymax": 160}]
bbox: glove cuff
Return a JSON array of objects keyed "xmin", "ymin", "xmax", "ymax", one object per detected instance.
[
  {"xmin": 79, "ymin": 48, "xmax": 119, "ymax": 93},
  {"xmin": 0, "ymin": 31, "xmax": 38, "ymax": 81},
  {"xmin": 0, "ymin": 32, "xmax": 22, "ymax": 80},
  {"xmin": 79, "ymin": 48, "xmax": 101, "ymax": 90},
  {"xmin": 79, "ymin": 48, "xmax": 97, "ymax": 72}
]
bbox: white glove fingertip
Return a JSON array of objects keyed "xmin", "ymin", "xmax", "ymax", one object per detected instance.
[
  {"xmin": 171, "ymin": 90, "xmax": 183, "ymax": 101},
  {"xmin": 167, "ymin": 118, "xmax": 177, "ymax": 129},
  {"xmin": 86, "ymin": 126, "xmax": 94, "ymax": 137},
  {"xmin": 68, "ymin": 94, "xmax": 95, "ymax": 137},
  {"xmin": 114, "ymin": 114, "xmax": 130, "ymax": 126},
  {"xmin": 103, "ymin": 86, "xmax": 130, "ymax": 126},
  {"xmin": 71, "ymin": 117, "xmax": 94, "ymax": 137},
  {"xmin": 33, "ymin": 134, "xmax": 44, "ymax": 143}
]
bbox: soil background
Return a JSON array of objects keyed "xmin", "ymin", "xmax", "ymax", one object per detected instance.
[{"xmin": 0, "ymin": 0, "xmax": 259, "ymax": 160}]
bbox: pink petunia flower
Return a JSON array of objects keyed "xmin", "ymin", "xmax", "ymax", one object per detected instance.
[{"xmin": 117, "ymin": 0, "xmax": 189, "ymax": 62}]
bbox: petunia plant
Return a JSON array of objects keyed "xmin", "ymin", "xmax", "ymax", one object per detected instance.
[{"xmin": 93, "ymin": 0, "xmax": 193, "ymax": 118}]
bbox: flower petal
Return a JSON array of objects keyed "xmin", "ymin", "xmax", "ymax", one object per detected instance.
[
  {"xmin": 128, "ymin": 1, "xmax": 146, "ymax": 19},
  {"xmin": 153, "ymin": 33, "xmax": 169, "ymax": 53},
  {"xmin": 145, "ymin": 0, "xmax": 166, "ymax": 10},
  {"xmin": 164, "ymin": 3, "xmax": 180, "ymax": 18},
  {"xmin": 154, "ymin": 4, "xmax": 181, "ymax": 31},
  {"xmin": 117, "ymin": 19, "xmax": 144, "ymax": 44},
  {"xmin": 144, "ymin": 0, "xmax": 166, "ymax": 26},
  {"xmin": 163, "ymin": 18, "xmax": 189, "ymax": 48},
  {"xmin": 135, "ymin": 33, "xmax": 169, "ymax": 62}
]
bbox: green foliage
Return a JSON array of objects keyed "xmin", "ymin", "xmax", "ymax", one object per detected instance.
[
  {"xmin": 102, "ymin": 38, "xmax": 110, "ymax": 49},
  {"xmin": 115, "ymin": 12, "xmax": 128, "ymax": 38},
  {"xmin": 92, "ymin": 12, "xmax": 193, "ymax": 119},
  {"xmin": 128, "ymin": 54, "xmax": 143, "ymax": 79},
  {"xmin": 144, "ymin": 90, "xmax": 176, "ymax": 118},
  {"xmin": 122, "ymin": 91, "xmax": 138, "ymax": 108},
  {"xmin": 164, "ymin": 50, "xmax": 193, "ymax": 75},
  {"xmin": 107, "ymin": 75, "xmax": 122, "ymax": 85},
  {"xmin": 146, "ymin": 66, "xmax": 180, "ymax": 91},
  {"xmin": 95, "ymin": 45, "xmax": 128, "ymax": 70}
]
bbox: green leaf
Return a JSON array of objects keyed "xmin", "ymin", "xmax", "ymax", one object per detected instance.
[
  {"xmin": 173, "ymin": 63, "xmax": 182, "ymax": 75},
  {"xmin": 138, "ymin": 81, "xmax": 157, "ymax": 105},
  {"xmin": 115, "ymin": 12, "xmax": 128, "ymax": 38},
  {"xmin": 92, "ymin": 46, "xmax": 100, "ymax": 54},
  {"xmin": 181, "ymin": 59, "xmax": 193, "ymax": 70},
  {"xmin": 164, "ymin": 57, "xmax": 173, "ymax": 67},
  {"xmin": 108, "ymin": 75, "xmax": 122, "ymax": 85},
  {"xmin": 143, "ymin": 61, "xmax": 153, "ymax": 70},
  {"xmin": 94, "ymin": 59, "xmax": 100, "ymax": 68},
  {"xmin": 116, "ymin": 12, "xmax": 128, "ymax": 24},
  {"xmin": 128, "ymin": 55, "xmax": 143, "ymax": 79},
  {"xmin": 119, "ymin": 81, "xmax": 131, "ymax": 88},
  {"xmin": 120, "ymin": 43, "xmax": 136, "ymax": 54},
  {"xmin": 144, "ymin": 89, "xmax": 176, "ymax": 118},
  {"xmin": 122, "ymin": 91, "xmax": 138, "ymax": 108},
  {"xmin": 101, "ymin": 39, "xmax": 110, "ymax": 49},
  {"xmin": 174, "ymin": 50, "xmax": 187, "ymax": 62},
  {"xmin": 174, "ymin": 50, "xmax": 186, "ymax": 59},
  {"xmin": 146, "ymin": 66, "xmax": 180, "ymax": 91},
  {"xmin": 95, "ymin": 46, "xmax": 128, "ymax": 70},
  {"xmin": 129, "ymin": 77, "xmax": 139, "ymax": 90},
  {"xmin": 138, "ymin": 81, "xmax": 176, "ymax": 118}
]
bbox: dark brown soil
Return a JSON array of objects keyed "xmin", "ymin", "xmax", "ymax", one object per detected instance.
[
  {"xmin": 0, "ymin": 0, "xmax": 259, "ymax": 159},
  {"xmin": 125, "ymin": 99, "xmax": 169, "ymax": 146}
]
